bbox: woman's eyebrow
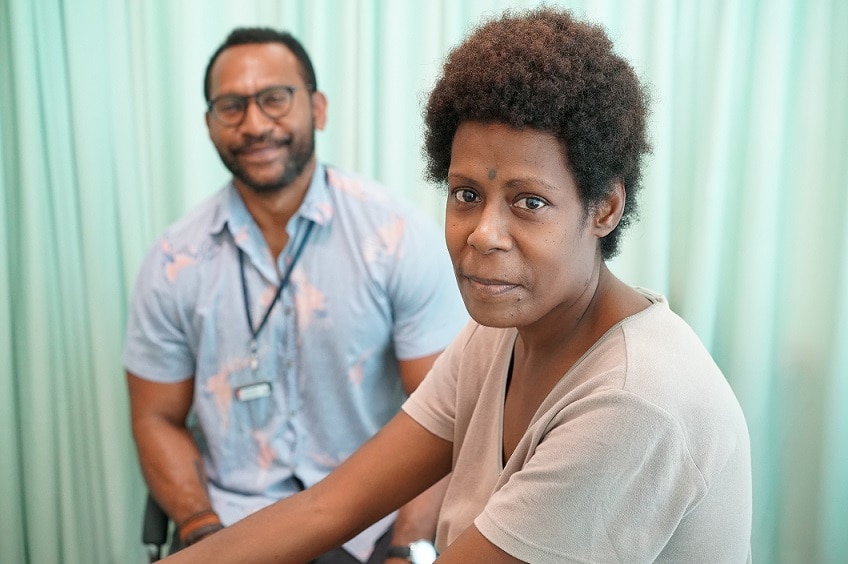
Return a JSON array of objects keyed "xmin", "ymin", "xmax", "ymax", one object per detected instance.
[{"xmin": 505, "ymin": 177, "xmax": 560, "ymax": 194}]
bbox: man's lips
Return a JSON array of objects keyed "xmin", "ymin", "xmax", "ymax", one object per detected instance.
[{"xmin": 234, "ymin": 139, "xmax": 289, "ymax": 159}]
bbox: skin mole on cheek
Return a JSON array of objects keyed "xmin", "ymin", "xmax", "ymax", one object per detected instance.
[{"xmin": 488, "ymin": 168, "xmax": 497, "ymax": 180}]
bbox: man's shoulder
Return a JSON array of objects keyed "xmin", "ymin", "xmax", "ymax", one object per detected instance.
[
  {"xmin": 324, "ymin": 166, "xmax": 430, "ymax": 221},
  {"xmin": 322, "ymin": 166, "xmax": 444, "ymax": 256},
  {"xmin": 159, "ymin": 186, "xmax": 229, "ymax": 246}
]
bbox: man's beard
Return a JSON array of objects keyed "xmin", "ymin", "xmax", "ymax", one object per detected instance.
[{"xmin": 220, "ymin": 128, "xmax": 315, "ymax": 194}]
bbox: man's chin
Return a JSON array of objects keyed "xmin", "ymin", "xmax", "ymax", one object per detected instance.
[
  {"xmin": 242, "ymin": 179, "xmax": 289, "ymax": 194},
  {"xmin": 226, "ymin": 152, "xmax": 312, "ymax": 195},
  {"xmin": 233, "ymin": 170, "xmax": 297, "ymax": 194}
]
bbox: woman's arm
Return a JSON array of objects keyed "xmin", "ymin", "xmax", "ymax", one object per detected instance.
[
  {"xmin": 436, "ymin": 525, "xmax": 525, "ymax": 564},
  {"xmin": 162, "ymin": 410, "xmax": 453, "ymax": 564},
  {"xmin": 388, "ymin": 354, "xmax": 453, "ymax": 559}
]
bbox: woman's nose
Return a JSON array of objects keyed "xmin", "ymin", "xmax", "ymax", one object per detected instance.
[{"xmin": 466, "ymin": 203, "xmax": 512, "ymax": 253}]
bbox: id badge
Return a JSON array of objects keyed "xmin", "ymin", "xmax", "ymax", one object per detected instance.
[{"xmin": 235, "ymin": 381, "xmax": 272, "ymax": 402}]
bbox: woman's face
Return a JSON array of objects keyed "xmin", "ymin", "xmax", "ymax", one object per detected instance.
[{"xmin": 445, "ymin": 121, "xmax": 606, "ymax": 332}]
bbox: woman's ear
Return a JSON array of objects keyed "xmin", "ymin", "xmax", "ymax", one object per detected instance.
[{"xmin": 592, "ymin": 179, "xmax": 626, "ymax": 237}]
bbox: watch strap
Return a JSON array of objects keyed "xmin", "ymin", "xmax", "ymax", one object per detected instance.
[{"xmin": 386, "ymin": 545, "xmax": 412, "ymax": 560}]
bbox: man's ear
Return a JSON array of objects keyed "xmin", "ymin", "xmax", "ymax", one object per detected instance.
[
  {"xmin": 312, "ymin": 90, "xmax": 328, "ymax": 131},
  {"xmin": 592, "ymin": 179, "xmax": 626, "ymax": 237}
]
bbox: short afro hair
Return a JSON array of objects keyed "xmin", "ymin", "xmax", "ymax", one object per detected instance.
[
  {"xmin": 204, "ymin": 27, "xmax": 317, "ymax": 102},
  {"xmin": 423, "ymin": 8, "xmax": 651, "ymax": 259}
]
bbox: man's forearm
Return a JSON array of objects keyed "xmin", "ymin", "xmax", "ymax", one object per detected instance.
[{"xmin": 133, "ymin": 416, "xmax": 222, "ymax": 544}]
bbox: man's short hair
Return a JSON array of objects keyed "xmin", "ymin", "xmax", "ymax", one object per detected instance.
[{"xmin": 204, "ymin": 27, "xmax": 317, "ymax": 102}]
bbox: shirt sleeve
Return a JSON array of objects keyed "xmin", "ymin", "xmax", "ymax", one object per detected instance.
[
  {"xmin": 475, "ymin": 391, "xmax": 707, "ymax": 564},
  {"xmin": 122, "ymin": 238, "xmax": 195, "ymax": 382},
  {"xmin": 385, "ymin": 209, "xmax": 467, "ymax": 360}
]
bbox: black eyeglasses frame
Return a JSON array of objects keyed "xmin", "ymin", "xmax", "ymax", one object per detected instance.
[{"xmin": 206, "ymin": 85, "xmax": 306, "ymax": 126}]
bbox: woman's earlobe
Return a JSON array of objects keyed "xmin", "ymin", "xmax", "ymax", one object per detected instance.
[{"xmin": 594, "ymin": 180, "xmax": 626, "ymax": 236}]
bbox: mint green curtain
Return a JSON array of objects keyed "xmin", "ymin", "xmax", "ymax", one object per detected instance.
[{"xmin": 2, "ymin": 0, "xmax": 845, "ymax": 562}]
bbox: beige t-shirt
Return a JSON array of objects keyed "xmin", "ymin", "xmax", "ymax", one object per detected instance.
[{"xmin": 403, "ymin": 291, "xmax": 752, "ymax": 563}]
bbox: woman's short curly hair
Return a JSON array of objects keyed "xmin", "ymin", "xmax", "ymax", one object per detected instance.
[{"xmin": 423, "ymin": 8, "xmax": 651, "ymax": 259}]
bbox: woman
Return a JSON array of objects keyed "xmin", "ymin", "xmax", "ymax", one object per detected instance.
[{"xmin": 166, "ymin": 7, "xmax": 752, "ymax": 563}]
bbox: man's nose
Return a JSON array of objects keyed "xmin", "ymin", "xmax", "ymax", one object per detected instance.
[{"xmin": 239, "ymin": 98, "xmax": 276, "ymax": 133}]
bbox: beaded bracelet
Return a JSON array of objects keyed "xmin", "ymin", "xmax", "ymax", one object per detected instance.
[
  {"xmin": 183, "ymin": 522, "xmax": 224, "ymax": 546},
  {"xmin": 178, "ymin": 509, "xmax": 223, "ymax": 545}
]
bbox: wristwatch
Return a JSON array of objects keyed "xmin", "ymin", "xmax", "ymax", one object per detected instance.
[{"xmin": 386, "ymin": 539, "xmax": 438, "ymax": 563}]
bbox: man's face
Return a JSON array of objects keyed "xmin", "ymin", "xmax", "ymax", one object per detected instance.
[
  {"xmin": 445, "ymin": 121, "xmax": 606, "ymax": 332},
  {"xmin": 205, "ymin": 43, "xmax": 326, "ymax": 194}
]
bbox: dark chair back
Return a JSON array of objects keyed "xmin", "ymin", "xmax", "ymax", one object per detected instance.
[{"xmin": 142, "ymin": 493, "xmax": 170, "ymax": 562}]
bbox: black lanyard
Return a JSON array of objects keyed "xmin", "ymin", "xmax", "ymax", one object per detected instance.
[{"xmin": 238, "ymin": 221, "xmax": 315, "ymax": 371}]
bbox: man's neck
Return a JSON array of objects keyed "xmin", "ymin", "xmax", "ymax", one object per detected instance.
[{"xmin": 235, "ymin": 161, "xmax": 316, "ymax": 260}]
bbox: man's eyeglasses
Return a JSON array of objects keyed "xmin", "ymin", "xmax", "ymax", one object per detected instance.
[{"xmin": 207, "ymin": 85, "xmax": 303, "ymax": 126}]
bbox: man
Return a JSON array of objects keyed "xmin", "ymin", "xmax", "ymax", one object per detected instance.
[{"xmin": 124, "ymin": 27, "xmax": 465, "ymax": 563}]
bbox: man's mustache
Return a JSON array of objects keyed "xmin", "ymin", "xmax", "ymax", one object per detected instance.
[{"xmin": 232, "ymin": 134, "xmax": 291, "ymax": 154}]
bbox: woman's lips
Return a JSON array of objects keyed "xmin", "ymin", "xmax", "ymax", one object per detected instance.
[{"xmin": 463, "ymin": 274, "xmax": 519, "ymax": 297}]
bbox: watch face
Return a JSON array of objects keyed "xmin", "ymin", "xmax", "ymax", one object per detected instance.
[{"xmin": 408, "ymin": 540, "xmax": 438, "ymax": 564}]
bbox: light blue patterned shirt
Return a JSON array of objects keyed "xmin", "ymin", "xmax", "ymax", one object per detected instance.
[{"xmin": 124, "ymin": 163, "xmax": 466, "ymax": 559}]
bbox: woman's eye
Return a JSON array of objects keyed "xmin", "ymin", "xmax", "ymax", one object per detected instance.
[
  {"xmin": 515, "ymin": 196, "xmax": 548, "ymax": 210},
  {"xmin": 453, "ymin": 189, "xmax": 479, "ymax": 203}
]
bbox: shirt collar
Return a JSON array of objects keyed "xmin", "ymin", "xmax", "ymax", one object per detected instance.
[
  {"xmin": 297, "ymin": 162, "xmax": 334, "ymax": 225},
  {"xmin": 208, "ymin": 162, "xmax": 334, "ymax": 240}
]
